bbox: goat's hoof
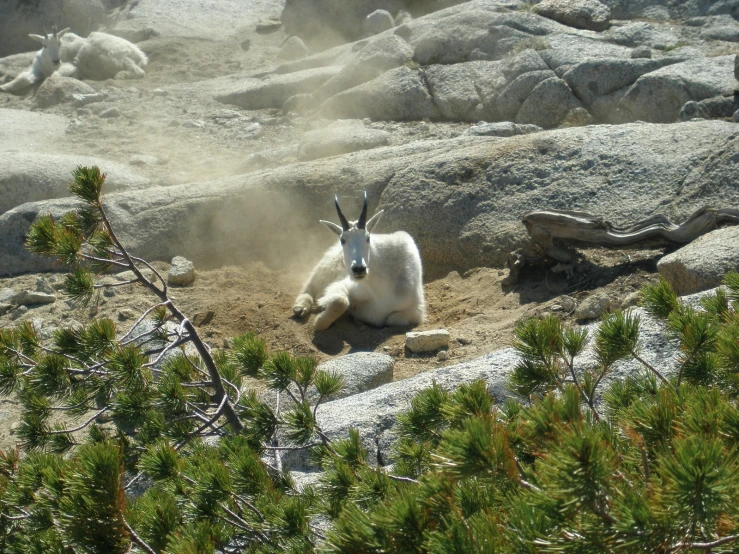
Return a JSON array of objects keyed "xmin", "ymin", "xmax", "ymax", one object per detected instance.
[{"xmin": 293, "ymin": 305, "xmax": 309, "ymax": 318}]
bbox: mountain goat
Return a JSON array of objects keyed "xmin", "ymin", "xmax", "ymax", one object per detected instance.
[
  {"xmin": 293, "ymin": 193, "xmax": 425, "ymax": 330},
  {"xmin": 0, "ymin": 25, "xmax": 69, "ymax": 94},
  {"xmin": 73, "ymin": 32, "xmax": 148, "ymax": 80}
]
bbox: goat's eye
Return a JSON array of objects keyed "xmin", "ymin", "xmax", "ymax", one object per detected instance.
[
  {"xmin": 340, "ymin": 239, "xmax": 346, "ymax": 245},
  {"xmin": 366, "ymin": 237, "xmax": 370, "ymax": 243}
]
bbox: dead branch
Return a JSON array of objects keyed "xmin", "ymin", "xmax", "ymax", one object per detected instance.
[{"xmin": 503, "ymin": 206, "xmax": 739, "ymax": 285}]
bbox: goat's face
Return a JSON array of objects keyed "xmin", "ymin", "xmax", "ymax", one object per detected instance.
[
  {"xmin": 321, "ymin": 193, "xmax": 384, "ymax": 281},
  {"xmin": 29, "ymin": 26, "xmax": 70, "ymax": 66}
]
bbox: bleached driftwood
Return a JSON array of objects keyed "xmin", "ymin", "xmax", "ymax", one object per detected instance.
[{"xmin": 503, "ymin": 206, "xmax": 739, "ymax": 285}]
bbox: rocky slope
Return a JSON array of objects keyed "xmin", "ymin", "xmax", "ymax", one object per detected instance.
[{"xmin": 0, "ymin": 0, "xmax": 738, "ymax": 452}]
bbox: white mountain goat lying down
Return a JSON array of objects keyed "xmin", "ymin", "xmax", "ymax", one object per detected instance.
[
  {"xmin": 0, "ymin": 29, "xmax": 147, "ymax": 94},
  {"xmin": 293, "ymin": 193, "xmax": 425, "ymax": 330},
  {"xmin": 0, "ymin": 25, "xmax": 69, "ymax": 94},
  {"xmin": 73, "ymin": 32, "xmax": 148, "ymax": 80}
]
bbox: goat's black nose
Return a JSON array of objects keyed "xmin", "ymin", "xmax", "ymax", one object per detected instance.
[
  {"xmin": 353, "ymin": 265, "xmax": 367, "ymax": 275},
  {"xmin": 52, "ymin": 59, "xmax": 61, "ymax": 65}
]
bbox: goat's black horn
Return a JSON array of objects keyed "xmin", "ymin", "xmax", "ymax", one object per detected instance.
[
  {"xmin": 335, "ymin": 195, "xmax": 350, "ymax": 231},
  {"xmin": 357, "ymin": 191, "xmax": 368, "ymax": 229}
]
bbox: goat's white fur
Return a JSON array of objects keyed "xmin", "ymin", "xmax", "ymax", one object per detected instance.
[
  {"xmin": 293, "ymin": 196, "xmax": 425, "ymax": 330},
  {"xmin": 73, "ymin": 32, "xmax": 148, "ymax": 80},
  {"xmin": 0, "ymin": 30, "xmax": 147, "ymax": 93},
  {"xmin": 0, "ymin": 26, "xmax": 69, "ymax": 94}
]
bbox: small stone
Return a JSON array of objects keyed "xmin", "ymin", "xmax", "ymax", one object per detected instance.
[
  {"xmin": 405, "ymin": 329, "xmax": 450, "ymax": 353},
  {"xmin": 152, "ymin": 88, "xmax": 168, "ymax": 97},
  {"xmin": 0, "ymin": 303, "xmax": 12, "ymax": 315},
  {"xmin": 129, "ymin": 154, "xmax": 160, "ymax": 166},
  {"xmin": 436, "ymin": 350, "xmax": 450, "ymax": 362},
  {"xmin": 184, "ymin": 120, "xmax": 204, "ymax": 128},
  {"xmin": 72, "ymin": 92, "xmax": 107, "ymax": 107},
  {"xmin": 241, "ymin": 38, "xmax": 251, "ymax": 51},
  {"xmin": 103, "ymin": 288, "xmax": 116, "ymax": 298},
  {"xmin": 10, "ymin": 306, "xmax": 28, "ymax": 320},
  {"xmin": 456, "ymin": 337, "xmax": 473, "ymax": 345},
  {"xmin": 118, "ymin": 308, "xmax": 136, "ymax": 321},
  {"xmin": 36, "ymin": 277, "xmax": 55, "ymax": 294},
  {"xmin": 10, "ymin": 291, "xmax": 56, "ymax": 306},
  {"xmin": 256, "ymin": 19, "xmax": 282, "ymax": 33},
  {"xmin": 168, "ymin": 256, "xmax": 195, "ymax": 286},
  {"xmin": 574, "ymin": 293, "xmax": 611, "ymax": 320},
  {"xmin": 620, "ymin": 292, "xmax": 640, "ymax": 309},
  {"xmin": 99, "ymin": 107, "xmax": 121, "ymax": 118}
]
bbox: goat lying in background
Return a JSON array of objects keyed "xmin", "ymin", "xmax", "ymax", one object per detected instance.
[
  {"xmin": 293, "ymin": 193, "xmax": 425, "ymax": 330},
  {"xmin": 0, "ymin": 25, "xmax": 69, "ymax": 94}
]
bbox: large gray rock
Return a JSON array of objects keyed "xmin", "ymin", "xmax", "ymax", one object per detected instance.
[
  {"xmin": 0, "ymin": 152, "xmax": 149, "ymax": 215},
  {"xmin": 620, "ymin": 56, "xmax": 737, "ymax": 123},
  {"xmin": 284, "ymin": 304, "xmax": 681, "ymax": 469},
  {"xmin": 312, "ymin": 34, "xmax": 413, "ymax": 102},
  {"xmin": 298, "ymin": 122, "xmax": 391, "ymax": 161},
  {"xmin": 603, "ymin": 22, "xmax": 679, "ymax": 50},
  {"xmin": 657, "ymin": 227, "xmax": 739, "ymax": 296},
  {"xmin": 2, "ymin": 121, "xmax": 739, "ymax": 278},
  {"xmin": 317, "ymin": 352, "xmax": 395, "ymax": 399},
  {"xmin": 601, "ymin": 0, "xmax": 739, "ymax": 20},
  {"xmin": 562, "ymin": 57, "xmax": 680, "ymax": 108},
  {"xmin": 700, "ymin": 15, "xmax": 739, "ymax": 42},
  {"xmin": 679, "ymin": 95, "xmax": 738, "ymax": 121},
  {"xmin": 515, "ymin": 77, "xmax": 583, "ymax": 128},
  {"xmin": 320, "ymin": 66, "xmax": 442, "ymax": 121},
  {"xmin": 487, "ymin": 70, "xmax": 556, "ymax": 122},
  {"xmin": 532, "ymin": 0, "xmax": 611, "ymax": 32},
  {"xmin": 34, "ymin": 75, "xmax": 96, "ymax": 109},
  {"xmin": 215, "ymin": 66, "xmax": 342, "ymax": 110},
  {"xmin": 424, "ymin": 61, "xmax": 502, "ymax": 121},
  {"xmin": 0, "ymin": 0, "xmax": 105, "ymax": 57}
]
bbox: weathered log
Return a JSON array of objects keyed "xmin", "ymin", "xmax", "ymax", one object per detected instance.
[{"xmin": 503, "ymin": 206, "xmax": 739, "ymax": 286}]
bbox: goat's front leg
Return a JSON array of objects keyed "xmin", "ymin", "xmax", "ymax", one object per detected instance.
[
  {"xmin": 314, "ymin": 282, "xmax": 350, "ymax": 330},
  {"xmin": 292, "ymin": 293, "xmax": 314, "ymax": 319}
]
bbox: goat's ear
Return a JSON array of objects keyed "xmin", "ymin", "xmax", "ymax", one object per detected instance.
[
  {"xmin": 366, "ymin": 210, "xmax": 384, "ymax": 232},
  {"xmin": 29, "ymin": 34, "xmax": 46, "ymax": 44},
  {"xmin": 320, "ymin": 220, "xmax": 343, "ymax": 236},
  {"xmin": 56, "ymin": 27, "xmax": 70, "ymax": 38}
]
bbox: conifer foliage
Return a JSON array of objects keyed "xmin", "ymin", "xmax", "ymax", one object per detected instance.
[{"xmin": 3, "ymin": 166, "xmax": 739, "ymax": 552}]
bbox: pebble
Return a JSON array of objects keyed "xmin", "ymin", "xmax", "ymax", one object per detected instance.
[
  {"xmin": 436, "ymin": 350, "xmax": 450, "ymax": 362},
  {"xmin": 168, "ymin": 256, "xmax": 195, "ymax": 286},
  {"xmin": 103, "ymin": 288, "xmax": 116, "ymax": 298},
  {"xmin": 118, "ymin": 308, "xmax": 136, "ymax": 321},
  {"xmin": 0, "ymin": 303, "xmax": 12, "ymax": 315},
  {"xmin": 10, "ymin": 291, "xmax": 56, "ymax": 305},
  {"xmin": 574, "ymin": 293, "xmax": 611, "ymax": 320},
  {"xmin": 406, "ymin": 329, "xmax": 450, "ymax": 353},
  {"xmin": 36, "ymin": 277, "xmax": 55, "ymax": 294},
  {"xmin": 152, "ymin": 88, "xmax": 168, "ymax": 97}
]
